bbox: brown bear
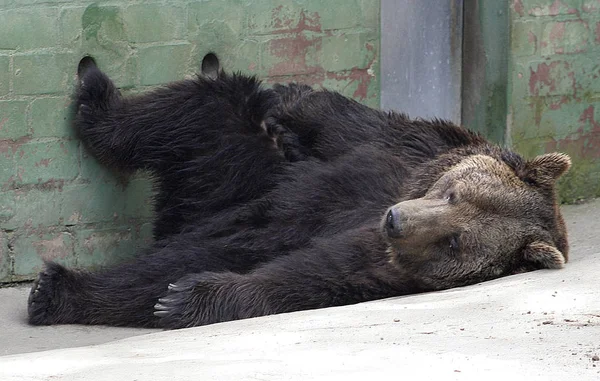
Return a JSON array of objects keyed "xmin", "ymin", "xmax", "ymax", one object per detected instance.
[{"xmin": 27, "ymin": 64, "xmax": 571, "ymax": 329}]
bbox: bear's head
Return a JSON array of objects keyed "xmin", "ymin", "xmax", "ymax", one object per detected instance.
[{"xmin": 382, "ymin": 151, "xmax": 571, "ymax": 289}]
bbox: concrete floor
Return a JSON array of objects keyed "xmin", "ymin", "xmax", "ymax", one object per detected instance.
[{"xmin": 0, "ymin": 199, "xmax": 599, "ymax": 380}]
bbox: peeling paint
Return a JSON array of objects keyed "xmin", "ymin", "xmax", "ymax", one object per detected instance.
[
  {"xmin": 270, "ymin": 7, "xmax": 322, "ymax": 35},
  {"xmin": 67, "ymin": 212, "xmax": 81, "ymax": 225},
  {"xmin": 527, "ymin": 30, "xmax": 537, "ymax": 46},
  {"xmin": 513, "ymin": 0, "xmax": 525, "ymax": 16},
  {"xmin": 327, "ymin": 44, "xmax": 377, "ymax": 100},
  {"xmin": 35, "ymin": 158, "xmax": 52, "ymax": 168},
  {"xmin": 528, "ymin": 61, "xmax": 574, "ymax": 96},
  {"xmin": 548, "ymin": 22, "xmax": 565, "ymax": 45},
  {"xmin": 0, "ymin": 136, "xmax": 31, "ymax": 158},
  {"xmin": 541, "ymin": 0, "xmax": 579, "ymax": 16},
  {"xmin": 268, "ymin": 34, "xmax": 322, "ymax": 76},
  {"xmin": 32, "ymin": 234, "xmax": 70, "ymax": 261},
  {"xmin": 583, "ymin": 2, "xmax": 599, "ymax": 13},
  {"xmin": 267, "ymin": 10, "xmax": 323, "ymax": 77},
  {"xmin": 547, "ymin": 95, "xmax": 570, "ymax": 110}
]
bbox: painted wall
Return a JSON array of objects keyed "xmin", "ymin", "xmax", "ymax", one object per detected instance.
[
  {"xmin": 508, "ymin": 0, "xmax": 600, "ymax": 202},
  {"xmin": 0, "ymin": 0, "xmax": 380, "ymax": 282},
  {"xmin": 462, "ymin": 0, "xmax": 600, "ymax": 203}
]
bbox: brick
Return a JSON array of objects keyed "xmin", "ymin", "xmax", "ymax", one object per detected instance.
[
  {"xmin": 58, "ymin": 183, "xmax": 125, "ymax": 225},
  {"xmin": 0, "ymin": 8, "xmax": 59, "ymax": 50},
  {"xmin": 512, "ymin": 137, "xmax": 551, "ymax": 160},
  {"xmin": 13, "ymin": 53, "xmax": 73, "ymax": 95},
  {"xmin": 521, "ymin": 0, "xmax": 580, "ymax": 17},
  {"xmin": 0, "ymin": 56, "xmax": 9, "ymax": 96},
  {"xmin": 322, "ymin": 69, "xmax": 380, "ymax": 107},
  {"xmin": 541, "ymin": 20, "xmax": 589, "ymax": 55},
  {"xmin": 264, "ymin": 33, "xmax": 322, "ymax": 76},
  {"xmin": 509, "ymin": 97, "xmax": 538, "ymax": 142},
  {"xmin": 321, "ymin": 33, "xmax": 373, "ymax": 71},
  {"xmin": 30, "ymin": 97, "xmax": 75, "ymax": 138},
  {"xmin": 557, "ymin": 160, "xmax": 600, "ymax": 203},
  {"xmin": 60, "ymin": 7, "xmax": 85, "ymax": 48},
  {"xmin": 188, "ymin": 21, "xmax": 250, "ymax": 75},
  {"xmin": 134, "ymin": 222, "xmax": 154, "ymax": 248},
  {"xmin": 0, "ymin": 0, "xmax": 383, "ymax": 281},
  {"xmin": 583, "ymin": 0, "xmax": 600, "ymax": 12},
  {"xmin": 15, "ymin": 139, "xmax": 79, "ymax": 185},
  {"xmin": 358, "ymin": 0, "xmax": 381, "ymax": 28},
  {"xmin": 2, "ymin": 189, "xmax": 60, "ymax": 230},
  {"xmin": 79, "ymin": 5, "xmax": 137, "ymax": 89},
  {"xmin": 0, "ymin": 160, "xmax": 15, "ymax": 192},
  {"xmin": 526, "ymin": 60, "xmax": 576, "ymax": 96},
  {"xmin": 75, "ymin": 228, "xmax": 135, "ymax": 268},
  {"xmin": 12, "ymin": 231, "xmax": 75, "ymax": 280},
  {"xmin": 0, "ymin": 191, "xmax": 15, "ymax": 222},
  {"xmin": 0, "ymin": 232, "xmax": 10, "ymax": 282},
  {"xmin": 246, "ymin": 2, "xmax": 306, "ymax": 35},
  {"xmin": 188, "ymin": 1, "xmax": 245, "ymax": 36},
  {"xmin": 122, "ymin": 176, "xmax": 155, "ymax": 219},
  {"xmin": 218, "ymin": 40, "xmax": 263, "ymax": 75},
  {"xmin": 83, "ymin": 48, "xmax": 138, "ymax": 90},
  {"xmin": 308, "ymin": 0, "xmax": 361, "ymax": 30},
  {"xmin": 511, "ymin": 97, "xmax": 592, "ymax": 141},
  {"xmin": 519, "ymin": 55, "xmax": 600, "ymax": 94},
  {"xmin": 81, "ymin": 4, "xmax": 127, "ymax": 43},
  {"xmin": 512, "ymin": 20, "xmax": 541, "ymax": 56},
  {"xmin": 0, "ymin": 101, "xmax": 29, "ymax": 140},
  {"xmin": 139, "ymin": 44, "xmax": 193, "ymax": 85},
  {"xmin": 123, "ymin": 4, "xmax": 186, "ymax": 43},
  {"xmin": 79, "ymin": 151, "xmax": 121, "ymax": 185},
  {"xmin": 5, "ymin": 0, "xmax": 65, "ymax": 5}
]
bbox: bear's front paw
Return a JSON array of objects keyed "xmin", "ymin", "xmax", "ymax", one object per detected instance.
[
  {"xmin": 28, "ymin": 262, "xmax": 71, "ymax": 325},
  {"xmin": 74, "ymin": 64, "xmax": 120, "ymax": 133},
  {"xmin": 154, "ymin": 272, "xmax": 246, "ymax": 329}
]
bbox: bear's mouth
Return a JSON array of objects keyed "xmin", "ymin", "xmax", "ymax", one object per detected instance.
[{"xmin": 385, "ymin": 244, "xmax": 403, "ymax": 266}]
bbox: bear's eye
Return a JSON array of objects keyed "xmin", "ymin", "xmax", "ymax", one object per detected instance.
[
  {"xmin": 444, "ymin": 190, "xmax": 458, "ymax": 204},
  {"xmin": 449, "ymin": 235, "xmax": 460, "ymax": 252}
]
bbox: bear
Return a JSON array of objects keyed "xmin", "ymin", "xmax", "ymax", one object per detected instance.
[{"xmin": 27, "ymin": 62, "xmax": 571, "ymax": 329}]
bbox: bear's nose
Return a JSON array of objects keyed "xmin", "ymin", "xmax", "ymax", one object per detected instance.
[{"xmin": 385, "ymin": 209, "xmax": 402, "ymax": 238}]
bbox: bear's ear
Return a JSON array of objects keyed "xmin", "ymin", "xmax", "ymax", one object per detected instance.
[
  {"xmin": 526, "ymin": 153, "xmax": 571, "ymax": 185},
  {"xmin": 523, "ymin": 241, "xmax": 566, "ymax": 269}
]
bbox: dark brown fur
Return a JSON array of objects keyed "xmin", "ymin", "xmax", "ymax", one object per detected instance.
[{"xmin": 27, "ymin": 67, "xmax": 570, "ymax": 329}]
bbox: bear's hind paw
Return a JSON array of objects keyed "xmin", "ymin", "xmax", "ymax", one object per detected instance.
[{"xmin": 27, "ymin": 263, "xmax": 66, "ymax": 325}]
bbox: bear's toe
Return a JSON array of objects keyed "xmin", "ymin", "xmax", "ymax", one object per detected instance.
[
  {"xmin": 28, "ymin": 265, "xmax": 60, "ymax": 325},
  {"xmin": 153, "ymin": 279, "xmax": 195, "ymax": 328},
  {"xmin": 27, "ymin": 262, "xmax": 82, "ymax": 326}
]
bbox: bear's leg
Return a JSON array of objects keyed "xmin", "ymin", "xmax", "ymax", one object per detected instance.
[
  {"xmin": 28, "ymin": 260, "xmax": 166, "ymax": 327},
  {"xmin": 153, "ymin": 229, "xmax": 404, "ymax": 329},
  {"xmin": 74, "ymin": 63, "xmax": 281, "ymax": 173},
  {"xmin": 27, "ymin": 232, "xmax": 274, "ymax": 327}
]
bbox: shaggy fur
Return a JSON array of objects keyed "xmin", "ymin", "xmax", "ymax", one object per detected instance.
[{"xmin": 28, "ymin": 66, "xmax": 570, "ymax": 329}]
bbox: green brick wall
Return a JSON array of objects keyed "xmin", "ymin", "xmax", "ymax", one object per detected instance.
[
  {"xmin": 464, "ymin": 0, "xmax": 600, "ymax": 203},
  {"xmin": 508, "ymin": 0, "xmax": 600, "ymax": 202},
  {"xmin": 0, "ymin": 0, "xmax": 380, "ymax": 282}
]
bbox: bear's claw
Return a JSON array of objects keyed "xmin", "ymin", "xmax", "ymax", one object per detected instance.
[
  {"xmin": 27, "ymin": 266, "xmax": 58, "ymax": 325},
  {"xmin": 153, "ymin": 279, "xmax": 194, "ymax": 327}
]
